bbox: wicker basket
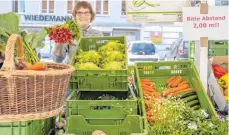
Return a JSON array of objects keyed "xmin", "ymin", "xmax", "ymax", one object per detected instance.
[{"xmin": 0, "ymin": 34, "xmax": 75, "ymax": 122}]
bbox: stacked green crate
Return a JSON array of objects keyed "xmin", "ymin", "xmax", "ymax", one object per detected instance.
[
  {"xmin": 189, "ymin": 40, "xmax": 228, "ymax": 58},
  {"xmin": 134, "ymin": 61, "xmax": 218, "ymax": 130},
  {"xmin": 69, "ymin": 36, "xmax": 128, "ymax": 91},
  {"xmin": 62, "ymin": 91, "xmax": 146, "ymax": 135},
  {"xmin": 0, "ymin": 117, "xmax": 55, "ymax": 135},
  {"xmin": 66, "ymin": 91, "xmax": 138, "ymax": 118},
  {"xmin": 62, "ymin": 36, "xmax": 146, "ymax": 135}
]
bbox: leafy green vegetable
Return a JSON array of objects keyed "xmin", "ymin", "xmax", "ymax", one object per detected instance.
[
  {"xmin": 103, "ymin": 51, "xmax": 125, "ymax": 62},
  {"xmin": 76, "ymin": 62, "xmax": 100, "ymax": 69},
  {"xmin": 0, "ymin": 12, "xmax": 47, "ymax": 63},
  {"xmin": 98, "ymin": 40, "xmax": 126, "ymax": 54},
  {"xmin": 77, "ymin": 50, "xmax": 101, "ymax": 65},
  {"xmin": 22, "ymin": 29, "xmax": 47, "ymax": 49},
  {"xmin": 0, "ymin": 12, "xmax": 19, "ymax": 35},
  {"xmin": 73, "ymin": 40, "xmax": 126, "ymax": 70},
  {"xmin": 0, "ymin": 35, "xmax": 7, "ymax": 52},
  {"xmin": 102, "ymin": 62, "xmax": 124, "ymax": 70},
  {"xmin": 65, "ymin": 19, "xmax": 81, "ymax": 41}
]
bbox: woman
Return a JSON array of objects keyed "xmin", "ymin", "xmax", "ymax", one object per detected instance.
[
  {"xmin": 53, "ymin": 1, "xmax": 103, "ymax": 64},
  {"xmin": 0, "ymin": 52, "xmax": 4, "ymax": 68}
]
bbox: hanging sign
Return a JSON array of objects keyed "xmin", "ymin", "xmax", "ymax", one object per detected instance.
[
  {"xmin": 126, "ymin": 0, "xmax": 190, "ymax": 22},
  {"xmin": 183, "ymin": 6, "xmax": 228, "ymax": 40}
]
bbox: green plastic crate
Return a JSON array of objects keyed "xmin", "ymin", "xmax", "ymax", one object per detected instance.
[
  {"xmin": 209, "ymin": 41, "xmax": 228, "ymax": 56},
  {"xmin": 69, "ymin": 36, "xmax": 128, "ymax": 91},
  {"xmin": 66, "ymin": 91, "xmax": 138, "ymax": 119},
  {"xmin": 63, "ymin": 115, "xmax": 145, "ymax": 135},
  {"xmin": 134, "ymin": 60, "xmax": 218, "ymax": 130},
  {"xmin": 42, "ymin": 117, "xmax": 55, "ymax": 135},
  {"xmin": 0, "ymin": 117, "xmax": 55, "ymax": 135},
  {"xmin": 128, "ymin": 66, "xmax": 135, "ymax": 76},
  {"xmin": 189, "ymin": 40, "xmax": 228, "ymax": 57}
]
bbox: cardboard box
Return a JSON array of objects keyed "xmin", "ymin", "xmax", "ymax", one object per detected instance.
[{"xmin": 208, "ymin": 56, "xmax": 228, "ymax": 112}]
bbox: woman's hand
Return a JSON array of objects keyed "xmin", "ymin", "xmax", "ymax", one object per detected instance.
[{"xmin": 53, "ymin": 42, "xmax": 65, "ymax": 57}]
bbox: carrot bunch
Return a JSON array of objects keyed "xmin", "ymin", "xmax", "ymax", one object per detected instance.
[
  {"xmin": 128, "ymin": 76, "xmax": 132, "ymax": 84},
  {"xmin": 140, "ymin": 79, "xmax": 160, "ymax": 97},
  {"xmin": 17, "ymin": 61, "xmax": 55, "ymax": 71},
  {"xmin": 140, "ymin": 79, "xmax": 161, "ymax": 122},
  {"xmin": 163, "ymin": 76, "xmax": 193, "ymax": 97}
]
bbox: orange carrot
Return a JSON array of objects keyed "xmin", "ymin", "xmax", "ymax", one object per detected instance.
[
  {"xmin": 31, "ymin": 62, "xmax": 46, "ymax": 71},
  {"xmin": 177, "ymin": 83, "xmax": 189, "ymax": 89},
  {"xmin": 141, "ymin": 82, "xmax": 154, "ymax": 86},
  {"xmin": 142, "ymin": 89, "xmax": 155, "ymax": 93},
  {"xmin": 143, "ymin": 91, "xmax": 154, "ymax": 96},
  {"xmin": 143, "ymin": 90, "xmax": 155, "ymax": 95},
  {"xmin": 166, "ymin": 76, "xmax": 176, "ymax": 84},
  {"xmin": 163, "ymin": 83, "xmax": 189, "ymax": 96},
  {"xmin": 167, "ymin": 88, "xmax": 193, "ymax": 97},
  {"xmin": 168, "ymin": 77, "xmax": 178, "ymax": 87},
  {"xmin": 171, "ymin": 76, "xmax": 183, "ymax": 87},
  {"xmin": 142, "ymin": 86, "xmax": 155, "ymax": 90},
  {"xmin": 178, "ymin": 80, "xmax": 189, "ymax": 86}
]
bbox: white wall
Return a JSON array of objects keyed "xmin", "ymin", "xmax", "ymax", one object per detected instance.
[
  {"xmin": 25, "ymin": 0, "xmax": 41, "ymax": 14},
  {"xmin": 55, "ymin": 0, "xmax": 67, "ymax": 15},
  {"xmin": 0, "ymin": 0, "xmax": 12, "ymax": 14}
]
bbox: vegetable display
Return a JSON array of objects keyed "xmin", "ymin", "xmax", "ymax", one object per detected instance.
[
  {"xmin": 74, "ymin": 40, "xmax": 126, "ymax": 70},
  {"xmin": 148, "ymin": 98, "xmax": 228, "ymax": 135},
  {"xmin": 212, "ymin": 64, "xmax": 228, "ymax": 101},
  {"xmin": 139, "ymin": 76, "xmax": 197, "ymax": 123},
  {"xmin": 137, "ymin": 76, "xmax": 228, "ymax": 135}
]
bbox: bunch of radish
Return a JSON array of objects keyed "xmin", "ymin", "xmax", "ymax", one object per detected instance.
[{"xmin": 48, "ymin": 26, "xmax": 73, "ymax": 44}]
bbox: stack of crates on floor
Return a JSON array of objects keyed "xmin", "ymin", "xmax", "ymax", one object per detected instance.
[
  {"xmin": 0, "ymin": 117, "xmax": 55, "ymax": 135},
  {"xmin": 61, "ymin": 36, "xmax": 147, "ymax": 135}
]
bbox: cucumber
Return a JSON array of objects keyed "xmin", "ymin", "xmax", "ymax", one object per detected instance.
[
  {"xmin": 181, "ymin": 95, "xmax": 198, "ymax": 103},
  {"xmin": 192, "ymin": 105, "xmax": 201, "ymax": 110},
  {"xmin": 175, "ymin": 90, "xmax": 196, "ymax": 98},
  {"xmin": 186, "ymin": 100, "xmax": 199, "ymax": 107}
]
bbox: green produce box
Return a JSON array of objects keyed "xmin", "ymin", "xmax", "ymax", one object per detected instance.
[
  {"xmin": 66, "ymin": 90, "xmax": 138, "ymax": 119},
  {"xmin": 209, "ymin": 41, "xmax": 228, "ymax": 56},
  {"xmin": 60, "ymin": 115, "xmax": 146, "ymax": 135},
  {"xmin": 0, "ymin": 117, "xmax": 55, "ymax": 135},
  {"xmin": 69, "ymin": 36, "xmax": 128, "ymax": 91},
  {"xmin": 134, "ymin": 60, "xmax": 218, "ymax": 130},
  {"xmin": 189, "ymin": 40, "xmax": 228, "ymax": 57}
]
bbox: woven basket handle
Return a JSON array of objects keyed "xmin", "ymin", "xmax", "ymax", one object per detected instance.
[{"xmin": 2, "ymin": 34, "xmax": 24, "ymax": 70}]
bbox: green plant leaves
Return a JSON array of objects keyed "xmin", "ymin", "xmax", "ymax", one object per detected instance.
[{"xmin": 0, "ymin": 12, "xmax": 19, "ymax": 35}]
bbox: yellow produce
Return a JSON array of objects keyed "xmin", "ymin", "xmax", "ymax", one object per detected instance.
[
  {"xmin": 219, "ymin": 73, "xmax": 228, "ymax": 88},
  {"xmin": 217, "ymin": 78, "xmax": 225, "ymax": 94},
  {"xmin": 224, "ymin": 88, "xmax": 228, "ymax": 96},
  {"xmin": 224, "ymin": 96, "xmax": 229, "ymax": 101}
]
